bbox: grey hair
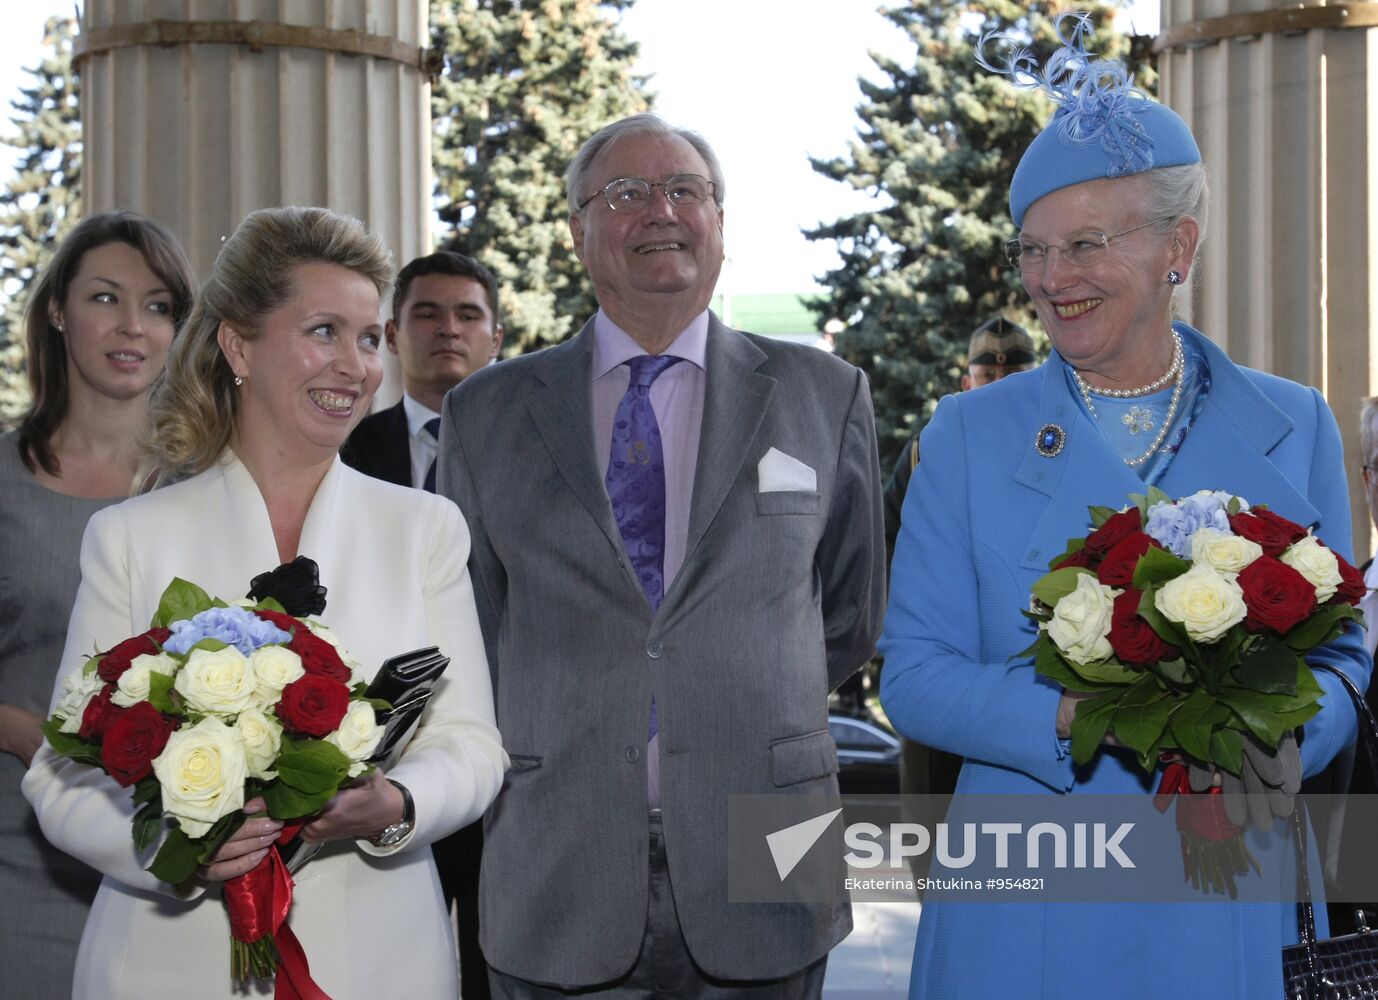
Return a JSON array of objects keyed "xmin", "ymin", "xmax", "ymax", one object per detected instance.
[
  {"xmin": 1361, "ymin": 397, "xmax": 1378, "ymax": 466},
  {"xmin": 1140, "ymin": 163, "xmax": 1210, "ymax": 303},
  {"xmin": 565, "ymin": 113, "xmax": 726, "ymax": 212}
]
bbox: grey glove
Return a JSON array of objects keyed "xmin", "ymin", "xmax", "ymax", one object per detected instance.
[{"xmin": 1220, "ymin": 731, "xmax": 1302, "ymax": 831}]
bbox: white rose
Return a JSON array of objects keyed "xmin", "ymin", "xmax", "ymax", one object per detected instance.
[
  {"xmin": 152, "ymin": 716, "xmax": 247, "ymax": 838},
  {"xmin": 55, "ymin": 667, "xmax": 106, "ymax": 734},
  {"xmin": 250, "ymin": 646, "xmax": 305, "ymax": 709},
  {"xmin": 1154, "ymin": 564, "xmax": 1247, "ymax": 641},
  {"xmin": 235, "ymin": 708, "xmax": 283, "ymax": 780},
  {"xmin": 1190, "ymin": 527, "xmax": 1263, "ymax": 577},
  {"xmin": 1280, "ymin": 535, "xmax": 1343, "ymax": 603},
  {"xmin": 174, "ymin": 646, "xmax": 257, "ymax": 717},
  {"xmin": 112, "ymin": 652, "xmax": 179, "ymax": 708},
  {"xmin": 325, "ymin": 701, "xmax": 384, "ymax": 777},
  {"xmin": 1044, "ymin": 573, "xmax": 1118, "ymax": 664}
]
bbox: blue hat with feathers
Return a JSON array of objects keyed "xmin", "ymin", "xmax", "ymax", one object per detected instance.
[{"xmin": 979, "ymin": 13, "xmax": 1201, "ymax": 226}]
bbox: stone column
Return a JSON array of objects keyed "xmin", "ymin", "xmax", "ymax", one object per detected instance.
[
  {"xmin": 76, "ymin": 0, "xmax": 432, "ymax": 402},
  {"xmin": 1156, "ymin": 0, "xmax": 1378, "ymax": 558}
]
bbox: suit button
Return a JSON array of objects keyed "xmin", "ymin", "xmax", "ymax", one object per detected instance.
[
  {"xmin": 625, "ymin": 746, "xmax": 641, "ymax": 763},
  {"xmin": 646, "ymin": 641, "xmax": 663, "ymax": 658}
]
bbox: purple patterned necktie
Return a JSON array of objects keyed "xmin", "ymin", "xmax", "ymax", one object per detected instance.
[
  {"xmin": 607, "ymin": 354, "xmax": 681, "ymax": 742},
  {"xmin": 606, "ymin": 354, "xmax": 682, "ymax": 610}
]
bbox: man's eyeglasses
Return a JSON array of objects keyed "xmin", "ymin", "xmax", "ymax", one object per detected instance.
[
  {"xmin": 1004, "ymin": 217, "xmax": 1175, "ymax": 272},
  {"xmin": 577, "ymin": 174, "xmax": 717, "ymax": 213}
]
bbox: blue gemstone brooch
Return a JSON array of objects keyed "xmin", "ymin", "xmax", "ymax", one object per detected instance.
[{"xmin": 1035, "ymin": 424, "xmax": 1066, "ymax": 458}]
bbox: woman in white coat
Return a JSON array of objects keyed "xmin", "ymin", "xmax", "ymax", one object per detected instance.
[{"xmin": 23, "ymin": 206, "xmax": 508, "ymax": 998}]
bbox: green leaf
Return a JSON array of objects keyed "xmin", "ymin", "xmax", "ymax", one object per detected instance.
[
  {"xmin": 1151, "ymin": 657, "xmax": 1192, "ymax": 687},
  {"xmin": 255, "ymin": 597, "xmax": 287, "ymax": 614},
  {"xmin": 274, "ymin": 739, "xmax": 351, "ymax": 795},
  {"xmin": 1111, "ymin": 689, "xmax": 1178, "ymax": 758},
  {"xmin": 132, "ymin": 799, "xmax": 163, "ymax": 852},
  {"xmin": 1286, "ymin": 604, "xmax": 1361, "ymax": 652},
  {"xmin": 1070, "ymin": 694, "xmax": 1119, "ymax": 765},
  {"xmin": 1219, "ymin": 681, "xmax": 1322, "ymax": 747},
  {"xmin": 263, "ymin": 781, "xmax": 337, "ymax": 819},
  {"xmin": 1226, "ymin": 496, "xmax": 1243, "ymax": 516},
  {"xmin": 148, "ymin": 671, "xmax": 180, "ymax": 715},
  {"xmin": 1168, "ymin": 689, "xmax": 1219, "ymax": 762},
  {"xmin": 152, "ymin": 578, "xmax": 216, "ymax": 630},
  {"xmin": 1034, "ymin": 640, "xmax": 1121, "ymax": 692},
  {"xmin": 1088, "ymin": 505, "xmax": 1119, "ymax": 528},
  {"xmin": 147, "ymin": 826, "xmax": 202, "ymax": 884},
  {"xmin": 1135, "ymin": 588, "xmax": 1194, "ymax": 655},
  {"xmin": 1209, "ymin": 727, "xmax": 1244, "ymax": 776},
  {"xmin": 1067, "ymin": 657, "xmax": 1142, "ymax": 687},
  {"xmin": 190, "ymin": 637, "xmax": 228, "ymax": 654},
  {"xmin": 1131, "ymin": 546, "xmax": 1191, "ymax": 589},
  {"xmin": 1031, "ymin": 567, "xmax": 1095, "ymax": 609},
  {"xmin": 131, "ymin": 776, "xmax": 162, "ymax": 805},
  {"xmin": 40, "ymin": 719, "xmax": 103, "ymax": 766},
  {"xmin": 1232, "ymin": 635, "xmax": 1299, "ymax": 696}
]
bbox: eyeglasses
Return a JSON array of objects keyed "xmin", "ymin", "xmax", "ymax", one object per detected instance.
[
  {"xmin": 576, "ymin": 174, "xmax": 717, "ymax": 213},
  {"xmin": 1004, "ymin": 217, "xmax": 1174, "ymax": 272}
]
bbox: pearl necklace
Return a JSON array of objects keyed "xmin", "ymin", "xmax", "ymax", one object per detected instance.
[{"xmin": 1074, "ymin": 330, "xmax": 1185, "ymax": 468}]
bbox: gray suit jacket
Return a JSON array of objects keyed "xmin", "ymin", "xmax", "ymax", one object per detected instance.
[{"xmin": 439, "ymin": 315, "xmax": 884, "ymax": 986}]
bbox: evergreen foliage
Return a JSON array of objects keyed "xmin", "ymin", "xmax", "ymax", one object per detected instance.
[
  {"xmin": 807, "ymin": 2, "xmax": 1152, "ymax": 469},
  {"xmin": 430, "ymin": 0, "xmax": 650, "ymax": 352},
  {"xmin": 0, "ymin": 15, "xmax": 80, "ymax": 425}
]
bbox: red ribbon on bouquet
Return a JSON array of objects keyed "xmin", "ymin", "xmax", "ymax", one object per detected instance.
[
  {"xmin": 222, "ymin": 821, "xmax": 332, "ymax": 1000},
  {"xmin": 1153, "ymin": 761, "xmax": 1240, "ymax": 842}
]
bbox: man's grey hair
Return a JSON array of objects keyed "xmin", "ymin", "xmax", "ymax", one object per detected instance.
[
  {"xmin": 1361, "ymin": 397, "xmax": 1378, "ymax": 466},
  {"xmin": 565, "ymin": 113, "xmax": 726, "ymax": 212}
]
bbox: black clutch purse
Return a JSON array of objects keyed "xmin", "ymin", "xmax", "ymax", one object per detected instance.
[
  {"xmin": 364, "ymin": 645, "xmax": 451, "ymax": 769},
  {"xmin": 1283, "ymin": 665, "xmax": 1378, "ymax": 999},
  {"xmin": 282, "ymin": 646, "xmax": 449, "ymax": 874}
]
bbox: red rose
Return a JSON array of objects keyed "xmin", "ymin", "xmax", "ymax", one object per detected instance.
[
  {"xmin": 254, "ymin": 609, "xmax": 301, "ymax": 636},
  {"xmin": 290, "ymin": 630, "xmax": 352, "ymax": 683},
  {"xmin": 1085, "ymin": 509, "xmax": 1143, "ymax": 557},
  {"xmin": 1054, "ymin": 548, "xmax": 1093, "ymax": 571},
  {"xmin": 1333, "ymin": 552, "xmax": 1367, "ymax": 606},
  {"xmin": 276, "ymin": 675, "xmax": 350, "ymax": 737},
  {"xmin": 1237, "ymin": 556, "xmax": 1317, "ymax": 633},
  {"xmin": 1097, "ymin": 533, "xmax": 1161, "ymax": 587},
  {"xmin": 1228, "ymin": 509, "xmax": 1307, "ymax": 558},
  {"xmin": 1108, "ymin": 589, "xmax": 1178, "ymax": 665},
  {"xmin": 101, "ymin": 702, "xmax": 177, "ymax": 787},
  {"xmin": 78, "ymin": 684, "xmax": 123, "ymax": 740},
  {"xmin": 97, "ymin": 627, "xmax": 173, "ymax": 682}
]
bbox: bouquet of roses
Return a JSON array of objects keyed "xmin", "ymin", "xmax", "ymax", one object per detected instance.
[
  {"xmin": 41, "ymin": 558, "xmax": 383, "ymax": 993},
  {"xmin": 1021, "ymin": 488, "xmax": 1366, "ymax": 895}
]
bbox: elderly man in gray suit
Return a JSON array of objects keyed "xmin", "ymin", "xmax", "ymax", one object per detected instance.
[{"xmin": 439, "ymin": 112, "xmax": 885, "ymax": 998}]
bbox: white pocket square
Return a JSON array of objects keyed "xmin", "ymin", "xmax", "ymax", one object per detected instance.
[{"xmin": 758, "ymin": 447, "xmax": 816, "ymax": 493}]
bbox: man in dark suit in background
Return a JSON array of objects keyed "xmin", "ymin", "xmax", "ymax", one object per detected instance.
[
  {"xmin": 345, "ymin": 251, "xmax": 503, "ymax": 490},
  {"xmin": 343, "ymin": 249, "xmax": 502, "ymax": 1000}
]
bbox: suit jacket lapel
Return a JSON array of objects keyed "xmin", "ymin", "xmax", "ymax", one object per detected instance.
[
  {"xmin": 525, "ymin": 321, "xmax": 628, "ymax": 560},
  {"xmin": 682, "ymin": 318, "xmax": 775, "ymax": 569}
]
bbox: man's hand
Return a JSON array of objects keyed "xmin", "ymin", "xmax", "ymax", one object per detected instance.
[{"xmin": 0, "ymin": 703, "xmax": 46, "ymax": 766}]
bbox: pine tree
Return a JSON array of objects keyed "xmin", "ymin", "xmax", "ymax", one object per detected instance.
[
  {"xmin": 0, "ymin": 15, "xmax": 81, "ymax": 424},
  {"xmin": 807, "ymin": 2, "xmax": 1150, "ymax": 469},
  {"xmin": 430, "ymin": 0, "xmax": 649, "ymax": 352}
]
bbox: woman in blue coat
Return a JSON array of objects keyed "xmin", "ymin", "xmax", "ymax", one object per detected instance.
[{"xmin": 880, "ymin": 18, "xmax": 1370, "ymax": 1000}]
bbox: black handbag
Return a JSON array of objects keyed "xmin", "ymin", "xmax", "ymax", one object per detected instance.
[{"xmin": 1283, "ymin": 665, "xmax": 1378, "ymax": 999}]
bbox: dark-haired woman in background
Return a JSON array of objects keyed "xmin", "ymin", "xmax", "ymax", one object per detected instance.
[{"xmin": 0, "ymin": 211, "xmax": 194, "ymax": 998}]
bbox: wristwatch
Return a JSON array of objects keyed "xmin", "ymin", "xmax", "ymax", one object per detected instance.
[{"xmin": 368, "ymin": 780, "xmax": 414, "ymax": 848}]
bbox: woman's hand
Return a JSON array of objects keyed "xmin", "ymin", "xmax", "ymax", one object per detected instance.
[
  {"xmin": 198, "ymin": 797, "xmax": 284, "ymax": 882},
  {"xmin": 0, "ymin": 703, "xmax": 46, "ymax": 766},
  {"xmin": 300, "ymin": 768, "xmax": 404, "ymax": 844}
]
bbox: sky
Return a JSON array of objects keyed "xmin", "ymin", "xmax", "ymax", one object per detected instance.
[{"xmin": 0, "ymin": 1, "xmax": 1160, "ymax": 295}]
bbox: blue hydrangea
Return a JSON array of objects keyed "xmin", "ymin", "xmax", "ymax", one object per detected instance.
[
  {"xmin": 163, "ymin": 606, "xmax": 291, "ymax": 657},
  {"xmin": 1144, "ymin": 490, "xmax": 1240, "ymax": 559}
]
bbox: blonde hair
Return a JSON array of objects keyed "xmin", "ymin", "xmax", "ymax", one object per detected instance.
[{"xmin": 146, "ymin": 206, "xmax": 392, "ymax": 483}]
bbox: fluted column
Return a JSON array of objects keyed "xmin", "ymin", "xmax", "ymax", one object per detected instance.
[
  {"xmin": 1157, "ymin": 0, "xmax": 1378, "ymax": 557},
  {"xmin": 77, "ymin": 0, "xmax": 432, "ymax": 401}
]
